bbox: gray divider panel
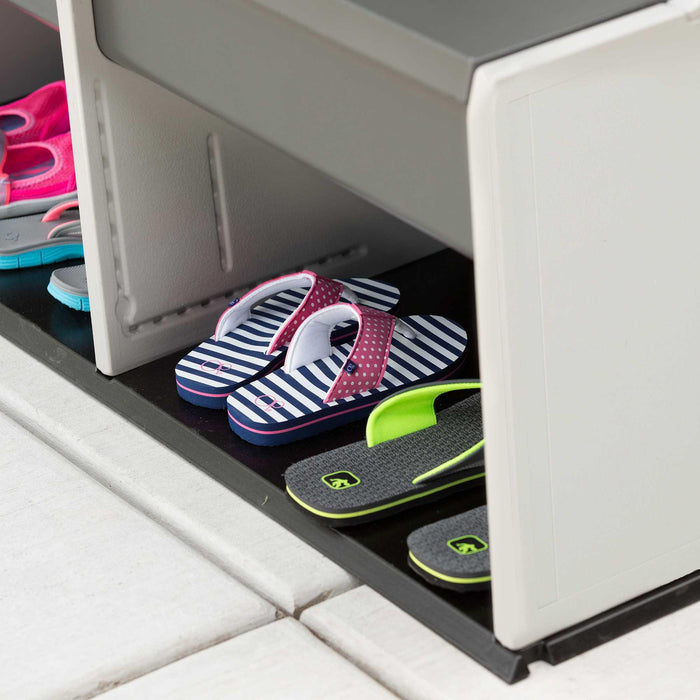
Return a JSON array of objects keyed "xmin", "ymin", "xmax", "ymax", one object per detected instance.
[
  {"xmin": 91, "ymin": 0, "xmax": 658, "ymax": 251},
  {"xmin": 1, "ymin": 0, "xmax": 61, "ymax": 103},
  {"xmin": 8, "ymin": 0, "xmax": 58, "ymax": 28}
]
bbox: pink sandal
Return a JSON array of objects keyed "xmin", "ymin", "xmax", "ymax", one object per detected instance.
[
  {"xmin": 0, "ymin": 131, "xmax": 77, "ymax": 219},
  {"xmin": 0, "ymin": 81, "xmax": 69, "ymax": 146}
]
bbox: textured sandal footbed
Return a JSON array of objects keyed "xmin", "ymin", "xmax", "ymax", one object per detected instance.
[
  {"xmin": 50, "ymin": 264, "xmax": 87, "ymax": 296},
  {"xmin": 175, "ymin": 278, "xmax": 400, "ymax": 401},
  {"xmin": 284, "ymin": 393, "xmax": 482, "ymax": 517},
  {"xmin": 0, "ymin": 191, "xmax": 78, "ymax": 220},
  {"xmin": 0, "ymin": 209, "xmax": 81, "ymax": 254},
  {"xmin": 227, "ymin": 315, "xmax": 468, "ymax": 445},
  {"xmin": 408, "ymin": 505, "xmax": 490, "ymax": 585}
]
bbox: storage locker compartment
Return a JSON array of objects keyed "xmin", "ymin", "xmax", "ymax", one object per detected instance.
[
  {"xmin": 1, "ymin": 0, "xmax": 510, "ymax": 677},
  {"xmin": 2, "ymin": 0, "xmax": 700, "ymax": 684},
  {"xmin": 1, "ymin": 0, "xmax": 511, "ymax": 678}
]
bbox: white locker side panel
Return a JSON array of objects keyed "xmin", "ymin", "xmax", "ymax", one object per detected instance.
[{"xmin": 469, "ymin": 1, "xmax": 700, "ymax": 648}]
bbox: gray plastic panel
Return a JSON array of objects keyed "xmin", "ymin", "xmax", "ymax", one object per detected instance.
[
  {"xmin": 349, "ymin": 1, "xmax": 658, "ymax": 67},
  {"xmin": 8, "ymin": 0, "xmax": 57, "ymax": 27},
  {"xmin": 91, "ymin": 0, "xmax": 658, "ymax": 252},
  {"xmin": 59, "ymin": 0, "xmax": 441, "ymax": 374},
  {"xmin": 256, "ymin": 0, "xmax": 660, "ymax": 99},
  {"xmin": 0, "ymin": 0, "xmax": 61, "ymax": 103}
]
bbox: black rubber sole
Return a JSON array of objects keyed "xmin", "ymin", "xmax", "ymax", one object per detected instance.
[
  {"xmin": 286, "ymin": 468, "xmax": 485, "ymax": 527},
  {"xmin": 407, "ymin": 554, "xmax": 492, "ymax": 592}
]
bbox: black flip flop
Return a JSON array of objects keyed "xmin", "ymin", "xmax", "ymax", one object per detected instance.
[
  {"xmin": 284, "ymin": 380, "xmax": 484, "ymax": 525},
  {"xmin": 407, "ymin": 506, "xmax": 490, "ymax": 591}
]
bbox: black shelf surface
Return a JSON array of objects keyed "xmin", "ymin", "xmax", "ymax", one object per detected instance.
[{"xmin": 1, "ymin": 248, "xmax": 698, "ymax": 684}]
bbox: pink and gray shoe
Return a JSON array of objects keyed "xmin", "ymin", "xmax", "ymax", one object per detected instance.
[
  {"xmin": 0, "ymin": 81, "xmax": 70, "ymax": 146},
  {"xmin": 0, "ymin": 131, "xmax": 78, "ymax": 219}
]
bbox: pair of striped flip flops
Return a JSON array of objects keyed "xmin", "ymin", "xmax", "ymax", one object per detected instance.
[
  {"xmin": 284, "ymin": 380, "xmax": 491, "ymax": 591},
  {"xmin": 175, "ymin": 270, "xmax": 468, "ymax": 446}
]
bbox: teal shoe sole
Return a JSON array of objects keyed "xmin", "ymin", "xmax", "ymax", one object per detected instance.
[
  {"xmin": 47, "ymin": 280, "xmax": 90, "ymax": 312},
  {"xmin": 0, "ymin": 243, "xmax": 84, "ymax": 270}
]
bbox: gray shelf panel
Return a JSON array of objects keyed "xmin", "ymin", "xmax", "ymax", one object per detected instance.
[
  {"xmin": 90, "ymin": 0, "xmax": 472, "ymax": 254},
  {"xmin": 259, "ymin": 0, "xmax": 659, "ymax": 97},
  {"xmin": 90, "ymin": 0, "xmax": 658, "ymax": 253},
  {"xmin": 0, "ymin": 0, "xmax": 61, "ymax": 103},
  {"xmin": 8, "ymin": 0, "xmax": 58, "ymax": 28}
]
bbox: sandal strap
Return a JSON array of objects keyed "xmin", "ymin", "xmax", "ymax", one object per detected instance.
[
  {"xmin": 269, "ymin": 274, "xmax": 344, "ymax": 352},
  {"xmin": 213, "ymin": 270, "xmax": 355, "ymax": 353},
  {"xmin": 46, "ymin": 219, "xmax": 82, "ymax": 240},
  {"xmin": 366, "ymin": 380, "xmax": 484, "ymax": 483},
  {"xmin": 44, "ymin": 199, "xmax": 81, "ymax": 239},
  {"xmin": 0, "ymin": 132, "xmax": 7, "ymax": 205},
  {"xmin": 284, "ymin": 302, "xmax": 415, "ymax": 404},
  {"xmin": 42, "ymin": 199, "xmax": 79, "ymax": 222}
]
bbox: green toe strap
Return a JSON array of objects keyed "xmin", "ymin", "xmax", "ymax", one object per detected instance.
[{"xmin": 365, "ymin": 379, "xmax": 484, "ymax": 485}]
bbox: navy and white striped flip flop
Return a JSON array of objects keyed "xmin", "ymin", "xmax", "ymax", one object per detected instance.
[
  {"xmin": 175, "ymin": 271, "xmax": 400, "ymax": 408},
  {"xmin": 226, "ymin": 303, "xmax": 468, "ymax": 446}
]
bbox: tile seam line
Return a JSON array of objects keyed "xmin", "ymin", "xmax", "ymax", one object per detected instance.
[
  {"xmin": 76, "ymin": 620, "xmax": 282, "ymax": 699},
  {"xmin": 83, "ymin": 618, "xmax": 397, "ymax": 700},
  {"xmin": 298, "ymin": 619, "xmax": 402, "ymax": 699},
  {"xmin": 0, "ymin": 373, "xmax": 394, "ymax": 693},
  {"xmin": 0, "ymin": 388, "xmax": 298, "ymax": 616}
]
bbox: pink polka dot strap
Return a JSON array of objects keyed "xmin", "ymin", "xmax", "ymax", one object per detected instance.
[
  {"xmin": 325, "ymin": 305, "xmax": 396, "ymax": 403},
  {"xmin": 214, "ymin": 270, "xmax": 354, "ymax": 351},
  {"xmin": 284, "ymin": 303, "xmax": 417, "ymax": 404},
  {"xmin": 267, "ymin": 274, "xmax": 344, "ymax": 354}
]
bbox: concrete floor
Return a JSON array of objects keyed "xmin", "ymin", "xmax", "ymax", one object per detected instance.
[{"xmin": 0, "ymin": 335, "xmax": 697, "ymax": 699}]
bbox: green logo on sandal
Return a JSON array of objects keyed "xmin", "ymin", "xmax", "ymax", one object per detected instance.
[
  {"xmin": 322, "ymin": 471, "xmax": 360, "ymax": 490},
  {"xmin": 448, "ymin": 535, "xmax": 488, "ymax": 555}
]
